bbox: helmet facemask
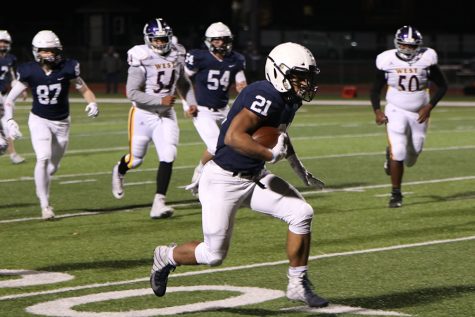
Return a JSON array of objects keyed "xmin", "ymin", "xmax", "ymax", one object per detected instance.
[
  {"xmin": 288, "ymin": 65, "xmax": 320, "ymax": 102},
  {"xmin": 394, "ymin": 26, "xmax": 422, "ymax": 61},
  {"xmin": 205, "ymin": 36, "xmax": 233, "ymax": 55},
  {"xmin": 143, "ymin": 18, "xmax": 173, "ymax": 55},
  {"xmin": 0, "ymin": 41, "xmax": 10, "ymax": 54},
  {"xmin": 34, "ymin": 47, "xmax": 63, "ymax": 66}
]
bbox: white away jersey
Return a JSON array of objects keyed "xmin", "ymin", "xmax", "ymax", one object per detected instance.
[
  {"xmin": 127, "ymin": 43, "xmax": 185, "ymax": 98},
  {"xmin": 376, "ymin": 48, "xmax": 438, "ymax": 112}
]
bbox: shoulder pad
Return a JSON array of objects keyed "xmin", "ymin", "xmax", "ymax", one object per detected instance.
[
  {"xmin": 376, "ymin": 49, "xmax": 396, "ymax": 69},
  {"xmin": 127, "ymin": 45, "xmax": 150, "ymax": 66},
  {"xmin": 173, "ymin": 43, "xmax": 186, "ymax": 54},
  {"xmin": 422, "ymin": 47, "xmax": 438, "ymax": 65}
]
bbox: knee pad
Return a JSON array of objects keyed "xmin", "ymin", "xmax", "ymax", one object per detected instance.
[
  {"xmin": 127, "ymin": 155, "xmax": 143, "ymax": 169},
  {"xmin": 194, "ymin": 242, "xmax": 226, "ymax": 266},
  {"xmin": 288, "ymin": 202, "xmax": 314, "ymax": 235},
  {"xmin": 159, "ymin": 145, "xmax": 177, "ymax": 163}
]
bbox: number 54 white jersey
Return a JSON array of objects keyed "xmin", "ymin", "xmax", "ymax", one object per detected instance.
[{"xmin": 376, "ymin": 47, "xmax": 438, "ymax": 112}]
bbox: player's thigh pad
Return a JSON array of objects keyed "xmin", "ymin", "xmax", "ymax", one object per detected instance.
[
  {"xmin": 152, "ymin": 116, "xmax": 179, "ymax": 162},
  {"xmin": 28, "ymin": 113, "xmax": 54, "ymax": 161},
  {"xmin": 198, "ymin": 161, "xmax": 252, "ymax": 263},
  {"xmin": 250, "ymin": 174, "xmax": 313, "ymax": 235}
]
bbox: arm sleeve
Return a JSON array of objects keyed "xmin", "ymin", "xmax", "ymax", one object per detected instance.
[
  {"xmin": 3, "ymin": 81, "xmax": 28, "ymax": 120},
  {"xmin": 126, "ymin": 66, "xmax": 166, "ymax": 111},
  {"xmin": 370, "ymin": 69, "xmax": 386, "ymax": 111},
  {"xmin": 428, "ymin": 64, "xmax": 448, "ymax": 107},
  {"xmin": 176, "ymin": 67, "xmax": 197, "ymax": 106}
]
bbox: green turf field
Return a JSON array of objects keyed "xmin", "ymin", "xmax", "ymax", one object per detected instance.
[{"xmin": 1, "ymin": 98, "xmax": 474, "ymax": 316}]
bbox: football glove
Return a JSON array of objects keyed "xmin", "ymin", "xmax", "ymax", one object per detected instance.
[
  {"xmin": 269, "ymin": 133, "xmax": 288, "ymax": 164},
  {"xmin": 7, "ymin": 119, "xmax": 22, "ymax": 139},
  {"xmin": 85, "ymin": 102, "xmax": 99, "ymax": 118},
  {"xmin": 0, "ymin": 135, "xmax": 7, "ymax": 155},
  {"xmin": 287, "ymin": 154, "xmax": 325, "ymax": 189}
]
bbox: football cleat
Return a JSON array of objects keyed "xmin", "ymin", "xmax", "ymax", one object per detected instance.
[
  {"xmin": 10, "ymin": 153, "xmax": 26, "ymax": 164},
  {"xmin": 112, "ymin": 163, "xmax": 124, "ymax": 199},
  {"xmin": 389, "ymin": 192, "xmax": 403, "ymax": 208},
  {"xmin": 384, "ymin": 146, "xmax": 391, "ymax": 176},
  {"xmin": 150, "ymin": 194, "xmax": 174, "ymax": 219},
  {"xmin": 286, "ymin": 272, "xmax": 329, "ymax": 308},
  {"xmin": 42, "ymin": 206, "xmax": 55, "ymax": 220},
  {"xmin": 150, "ymin": 244, "xmax": 176, "ymax": 297}
]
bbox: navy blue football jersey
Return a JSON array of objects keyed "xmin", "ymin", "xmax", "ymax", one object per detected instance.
[
  {"xmin": 0, "ymin": 53, "xmax": 17, "ymax": 94},
  {"xmin": 185, "ymin": 49, "xmax": 245, "ymax": 109},
  {"xmin": 214, "ymin": 80, "xmax": 301, "ymax": 173},
  {"xmin": 17, "ymin": 59, "xmax": 80, "ymax": 120}
]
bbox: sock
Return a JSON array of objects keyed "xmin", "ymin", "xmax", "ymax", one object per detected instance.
[
  {"xmin": 288, "ymin": 265, "xmax": 308, "ymax": 277},
  {"xmin": 168, "ymin": 245, "xmax": 178, "ymax": 266},
  {"xmin": 118, "ymin": 155, "xmax": 130, "ymax": 175},
  {"xmin": 156, "ymin": 161, "xmax": 173, "ymax": 195},
  {"xmin": 391, "ymin": 188, "xmax": 401, "ymax": 196}
]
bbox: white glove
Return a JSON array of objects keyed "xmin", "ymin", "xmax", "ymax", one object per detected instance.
[
  {"xmin": 0, "ymin": 135, "xmax": 7, "ymax": 155},
  {"xmin": 85, "ymin": 102, "xmax": 99, "ymax": 118},
  {"xmin": 269, "ymin": 133, "xmax": 288, "ymax": 164},
  {"xmin": 7, "ymin": 119, "xmax": 22, "ymax": 139},
  {"xmin": 287, "ymin": 154, "xmax": 325, "ymax": 189}
]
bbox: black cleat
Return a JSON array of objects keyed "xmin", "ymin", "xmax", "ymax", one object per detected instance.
[
  {"xmin": 150, "ymin": 245, "xmax": 176, "ymax": 297},
  {"xmin": 389, "ymin": 192, "xmax": 403, "ymax": 208}
]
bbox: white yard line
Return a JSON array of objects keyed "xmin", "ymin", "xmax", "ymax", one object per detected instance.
[
  {"xmin": 0, "ymin": 235, "xmax": 473, "ymax": 301},
  {"xmin": 13, "ymin": 99, "xmax": 475, "ymax": 107},
  {"xmin": 1, "ymin": 175, "xmax": 474, "ymax": 224},
  {"xmin": 1, "ymin": 144, "xmax": 474, "ymax": 184}
]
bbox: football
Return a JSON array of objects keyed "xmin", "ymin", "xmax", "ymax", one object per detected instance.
[{"xmin": 252, "ymin": 126, "xmax": 280, "ymax": 148}]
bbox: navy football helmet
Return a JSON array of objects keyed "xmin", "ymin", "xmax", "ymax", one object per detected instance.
[
  {"xmin": 143, "ymin": 18, "xmax": 173, "ymax": 55},
  {"xmin": 394, "ymin": 26, "xmax": 423, "ymax": 61}
]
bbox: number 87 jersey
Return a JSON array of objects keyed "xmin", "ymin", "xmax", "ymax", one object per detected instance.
[{"xmin": 376, "ymin": 47, "xmax": 438, "ymax": 112}]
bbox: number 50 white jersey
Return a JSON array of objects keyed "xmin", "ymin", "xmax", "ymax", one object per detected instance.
[{"xmin": 376, "ymin": 48, "xmax": 437, "ymax": 112}]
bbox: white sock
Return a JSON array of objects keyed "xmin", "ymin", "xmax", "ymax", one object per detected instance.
[
  {"xmin": 168, "ymin": 245, "xmax": 177, "ymax": 266},
  {"xmin": 288, "ymin": 265, "xmax": 308, "ymax": 277}
]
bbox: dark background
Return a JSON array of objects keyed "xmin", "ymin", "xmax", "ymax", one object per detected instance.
[{"xmin": 2, "ymin": 0, "xmax": 475, "ymax": 86}]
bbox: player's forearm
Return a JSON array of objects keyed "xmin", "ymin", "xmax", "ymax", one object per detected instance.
[
  {"xmin": 176, "ymin": 73, "xmax": 197, "ymax": 106},
  {"xmin": 428, "ymin": 65, "xmax": 448, "ymax": 107},
  {"xmin": 370, "ymin": 69, "xmax": 386, "ymax": 110},
  {"xmin": 3, "ymin": 81, "xmax": 27, "ymax": 120}
]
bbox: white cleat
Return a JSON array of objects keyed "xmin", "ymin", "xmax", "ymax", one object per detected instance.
[
  {"xmin": 286, "ymin": 272, "xmax": 329, "ymax": 308},
  {"xmin": 150, "ymin": 194, "xmax": 174, "ymax": 219},
  {"xmin": 42, "ymin": 206, "xmax": 55, "ymax": 220},
  {"xmin": 10, "ymin": 153, "xmax": 25, "ymax": 164},
  {"xmin": 112, "ymin": 163, "xmax": 124, "ymax": 199}
]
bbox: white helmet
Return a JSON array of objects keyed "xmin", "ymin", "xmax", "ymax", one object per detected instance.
[
  {"xmin": 204, "ymin": 22, "xmax": 233, "ymax": 55},
  {"xmin": 265, "ymin": 42, "xmax": 320, "ymax": 101},
  {"xmin": 32, "ymin": 30, "xmax": 63, "ymax": 65},
  {"xmin": 0, "ymin": 30, "xmax": 12, "ymax": 53}
]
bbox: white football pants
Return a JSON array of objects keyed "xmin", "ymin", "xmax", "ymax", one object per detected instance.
[
  {"xmin": 192, "ymin": 106, "xmax": 228, "ymax": 155},
  {"xmin": 385, "ymin": 103, "xmax": 428, "ymax": 166},
  {"xmin": 28, "ymin": 112, "xmax": 70, "ymax": 209},
  {"xmin": 126, "ymin": 106, "xmax": 179, "ymax": 168}
]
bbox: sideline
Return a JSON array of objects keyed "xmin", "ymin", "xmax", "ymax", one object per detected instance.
[{"xmin": 1, "ymin": 235, "xmax": 474, "ymax": 301}]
